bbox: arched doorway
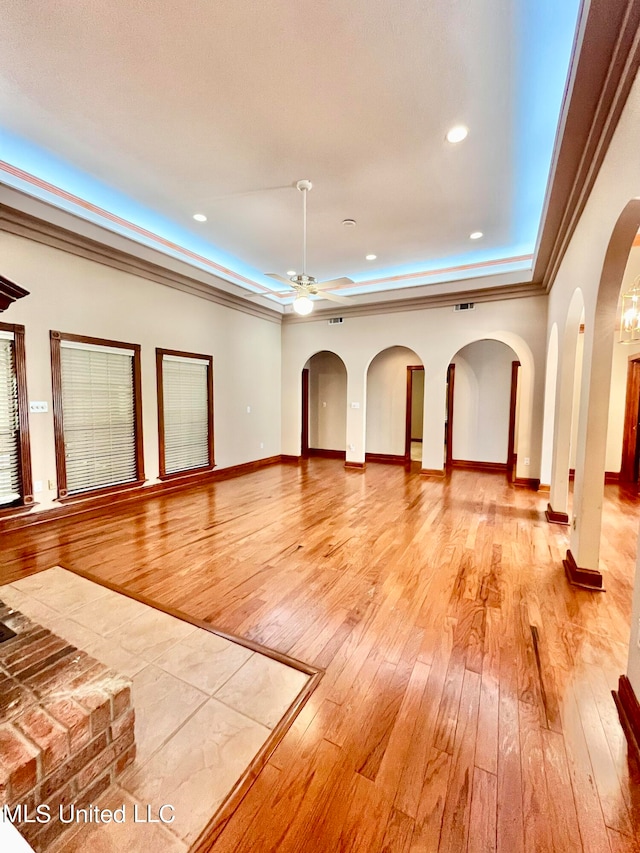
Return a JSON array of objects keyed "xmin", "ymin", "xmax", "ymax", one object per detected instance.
[
  {"xmin": 302, "ymin": 351, "xmax": 347, "ymax": 459},
  {"xmin": 365, "ymin": 346, "xmax": 423, "ymax": 465},
  {"xmin": 540, "ymin": 323, "xmax": 559, "ymax": 487},
  {"xmin": 447, "ymin": 339, "xmax": 521, "ymax": 479}
]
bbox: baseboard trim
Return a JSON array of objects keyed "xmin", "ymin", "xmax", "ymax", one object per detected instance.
[
  {"xmin": 513, "ymin": 477, "xmax": 541, "ymax": 491},
  {"xmin": 0, "ymin": 454, "xmax": 286, "ymax": 533},
  {"xmin": 545, "ymin": 503, "xmax": 570, "ymax": 525},
  {"xmin": 281, "ymin": 454, "xmax": 302, "ymax": 464},
  {"xmin": 420, "ymin": 468, "xmax": 446, "ymax": 478},
  {"xmin": 563, "ymin": 548, "xmax": 605, "ymax": 591},
  {"xmin": 568, "ymin": 468, "xmax": 620, "ymax": 483},
  {"xmin": 365, "ymin": 453, "xmax": 407, "ymax": 465},
  {"xmin": 308, "ymin": 448, "xmax": 346, "ymax": 459},
  {"xmin": 451, "ymin": 459, "xmax": 508, "ymax": 473},
  {"xmin": 344, "ymin": 461, "xmax": 366, "ymax": 470},
  {"xmin": 538, "ymin": 483, "xmax": 551, "ymax": 493},
  {"xmin": 612, "ymin": 675, "xmax": 640, "ymax": 767}
]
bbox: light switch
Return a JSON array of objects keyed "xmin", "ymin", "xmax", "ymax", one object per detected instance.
[
  {"xmin": 29, "ymin": 401, "xmax": 48, "ymax": 413},
  {"xmin": 350, "ymin": 402, "xmax": 360, "ymax": 409}
]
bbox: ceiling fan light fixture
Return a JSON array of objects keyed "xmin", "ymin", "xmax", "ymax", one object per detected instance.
[
  {"xmin": 293, "ymin": 294, "xmax": 314, "ymax": 316},
  {"xmin": 446, "ymin": 125, "xmax": 468, "ymax": 144}
]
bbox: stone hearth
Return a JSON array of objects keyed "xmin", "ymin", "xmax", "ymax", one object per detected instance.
[{"xmin": 0, "ymin": 600, "xmax": 135, "ymax": 852}]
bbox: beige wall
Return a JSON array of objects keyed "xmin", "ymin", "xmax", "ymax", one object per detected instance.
[
  {"xmin": 307, "ymin": 351, "xmax": 347, "ymax": 450},
  {"xmin": 411, "ymin": 368, "xmax": 424, "ymax": 441},
  {"xmin": 1, "ymin": 231, "xmax": 282, "ymax": 513},
  {"xmin": 281, "ymin": 295, "xmax": 547, "ymax": 477},
  {"xmin": 451, "ymin": 339, "xmax": 516, "ymax": 464}
]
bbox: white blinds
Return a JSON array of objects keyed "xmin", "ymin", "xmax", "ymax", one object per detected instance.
[
  {"xmin": 0, "ymin": 331, "xmax": 20, "ymax": 506},
  {"xmin": 162, "ymin": 355, "xmax": 210, "ymax": 475},
  {"xmin": 60, "ymin": 341, "xmax": 137, "ymax": 494}
]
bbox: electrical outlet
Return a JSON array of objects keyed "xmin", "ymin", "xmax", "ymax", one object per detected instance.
[
  {"xmin": 524, "ymin": 457, "xmax": 530, "ymax": 466},
  {"xmin": 350, "ymin": 402, "xmax": 360, "ymax": 409},
  {"xmin": 34, "ymin": 480, "xmax": 43, "ymax": 493},
  {"xmin": 322, "ymin": 401, "xmax": 327, "ymax": 408},
  {"xmin": 246, "ymin": 405, "xmax": 251, "ymax": 413},
  {"xmin": 260, "ymin": 442, "xmax": 264, "ymax": 449},
  {"xmin": 572, "ymin": 517, "xmax": 577, "ymax": 530},
  {"xmin": 349, "ymin": 444, "xmax": 355, "ymax": 451}
]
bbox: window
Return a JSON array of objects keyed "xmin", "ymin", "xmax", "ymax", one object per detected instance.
[
  {"xmin": 50, "ymin": 332, "xmax": 144, "ymax": 498},
  {"xmin": 0, "ymin": 323, "xmax": 33, "ymax": 510},
  {"xmin": 156, "ymin": 348, "xmax": 214, "ymax": 479}
]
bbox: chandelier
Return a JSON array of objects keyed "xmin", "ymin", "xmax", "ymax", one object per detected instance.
[{"xmin": 620, "ymin": 276, "xmax": 640, "ymax": 343}]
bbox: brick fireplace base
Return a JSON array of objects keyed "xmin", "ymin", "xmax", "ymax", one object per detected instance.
[{"xmin": 0, "ymin": 600, "xmax": 136, "ymax": 852}]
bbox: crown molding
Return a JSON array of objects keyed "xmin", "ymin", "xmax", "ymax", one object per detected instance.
[
  {"xmin": 283, "ymin": 280, "xmax": 545, "ymax": 323},
  {"xmin": 0, "ymin": 272, "xmax": 29, "ymax": 313},
  {"xmin": 535, "ymin": 0, "xmax": 640, "ymax": 292},
  {"xmin": 0, "ymin": 202, "xmax": 283, "ymax": 325}
]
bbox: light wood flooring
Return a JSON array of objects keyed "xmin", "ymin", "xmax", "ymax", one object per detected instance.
[{"xmin": 2, "ymin": 461, "xmax": 640, "ymax": 852}]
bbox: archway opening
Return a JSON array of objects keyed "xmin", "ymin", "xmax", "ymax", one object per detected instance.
[
  {"xmin": 302, "ymin": 351, "xmax": 347, "ymax": 459},
  {"xmin": 365, "ymin": 346, "xmax": 423, "ymax": 465}
]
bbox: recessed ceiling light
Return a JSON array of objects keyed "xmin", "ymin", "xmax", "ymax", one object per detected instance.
[
  {"xmin": 193, "ymin": 213, "xmax": 207, "ymax": 222},
  {"xmin": 365, "ymin": 254, "xmax": 377, "ymax": 261},
  {"xmin": 342, "ymin": 219, "xmax": 357, "ymax": 228},
  {"xmin": 470, "ymin": 231, "xmax": 483, "ymax": 240},
  {"xmin": 446, "ymin": 125, "xmax": 468, "ymax": 144},
  {"xmin": 286, "ymin": 270, "xmax": 297, "ymax": 276}
]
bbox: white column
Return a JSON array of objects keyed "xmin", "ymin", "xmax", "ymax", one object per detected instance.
[
  {"xmin": 548, "ymin": 338, "xmax": 579, "ymax": 517},
  {"xmin": 345, "ymin": 370, "xmax": 367, "ymax": 466}
]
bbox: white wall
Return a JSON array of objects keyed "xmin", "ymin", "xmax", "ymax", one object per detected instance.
[
  {"xmin": 1, "ymin": 231, "xmax": 282, "ymax": 513},
  {"xmin": 544, "ymin": 69, "xmax": 640, "ymax": 693},
  {"xmin": 569, "ymin": 331, "xmax": 584, "ymax": 469},
  {"xmin": 307, "ymin": 351, "xmax": 347, "ymax": 450},
  {"xmin": 365, "ymin": 346, "xmax": 421, "ymax": 456},
  {"xmin": 282, "ymin": 295, "xmax": 547, "ymax": 476},
  {"xmin": 451, "ymin": 339, "xmax": 516, "ymax": 464}
]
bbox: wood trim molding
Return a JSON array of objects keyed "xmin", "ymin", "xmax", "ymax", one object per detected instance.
[
  {"xmin": 545, "ymin": 503, "xmax": 570, "ymax": 525},
  {"xmin": 308, "ymin": 448, "xmax": 346, "ymax": 459},
  {"xmin": 450, "ymin": 459, "xmax": 508, "ymax": 474},
  {"xmin": 365, "ymin": 453, "xmax": 407, "ymax": 466},
  {"xmin": 536, "ymin": 0, "xmax": 640, "ymax": 291},
  {"xmin": 0, "ymin": 454, "xmax": 288, "ymax": 532},
  {"xmin": 301, "ymin": 368, "xmax": 309, "ymax": 458},
  {"xmin": 51, "ymin": 562, "xmax": 322, "ymax": 852},
  {"xmin": 512, "ymin": 477, "xmax": 541, "ymax": 491},
  {"xmin": 563, "ymin": 548, "xmax": 605, "ymax": 591},
  {"xmin": 568, "ymin": 468, "xmax": 621, "ymax": 483},
  {"xmin": 1, "ymin": 322, "xmax": 34, "ymax": 508},
  {"xmin": 0, "ymin": 273, "xmax": 29, "ymax": 313},
  {"xmin": 421, "ymin": 468, "xmax": 447, "ymax": 478},
  {"xmin": 612, "ymin": 675, "xmax": 640, "ymax": 766},
  {"xmin": 50, "ymin": 330, "xmax": 145, "ymax": 498},
  {"xmin": 344, "ymin": 461, "xmax": 366, "ymax": 470},
  {"xmin": 156, "ymin": 347, "xmax": 215, "ymax": 479},
  {"xmin": 405, "ymin": 365, "xmax": 424, "ymax": 462},
  {"xmin": 0, "ymin": 204, "xmax": 282, "ymax": 325},
  {"xmin": 446, "ymin": 363, "xmax": 455, "ymax": 467},
  {"xmin": 280, "ymin": 454, "xmax": 302, "ymax": 464},
  {"xmin": 507, "ymin": 360, "xmax": 520, "ymax": 483}
]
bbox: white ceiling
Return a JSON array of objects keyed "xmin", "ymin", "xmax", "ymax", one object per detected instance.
[{"xmin": 0, "ymin": 1, "xmax": 579, "ymax": 306}]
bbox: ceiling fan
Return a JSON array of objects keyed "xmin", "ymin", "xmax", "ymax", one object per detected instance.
[{"xmin": 264, "ymin": 180, "xmax": 354, "ymax": 315}]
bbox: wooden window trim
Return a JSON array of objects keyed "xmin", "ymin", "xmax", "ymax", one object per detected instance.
[
  {"xmin": 0, "ymin": 321, "xmax": 33, "ymax": 510},
  {"xmin": 50, "ymin": 330, "xmax": 145, "ymax": 500},
  {"xmin": 156, "ymin": 347, "xmax": 215, "ymax": 481}
]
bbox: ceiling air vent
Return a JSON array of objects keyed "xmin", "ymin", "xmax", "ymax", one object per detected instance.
[
  {"xmin": 454, "ymin": 302, "xmax": 475, "ymax": 312},
  {"xmin": 328, "ymin": 317, "xmax": 344, "ymax": 325}
]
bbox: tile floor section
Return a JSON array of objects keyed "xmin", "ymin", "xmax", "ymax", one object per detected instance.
[{"xmin": 0, "ymin": 568, "xmax": 310, "ymax": 851}]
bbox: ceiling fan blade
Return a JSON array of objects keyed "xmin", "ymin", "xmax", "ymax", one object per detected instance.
[
  {"xmin": 265, "ymin": 272, "xmax": 294, "ymax": 285},
  {"xmin": 313, "ymin": 277, "xmax": 354, "ymax": 291},
  {"xmin": 246, "ymin": 289, "xmax": 290, "ymax": 299},
  {"xmin": 319, "ymin": 291, "xmax": 352, "ymax": 305}
]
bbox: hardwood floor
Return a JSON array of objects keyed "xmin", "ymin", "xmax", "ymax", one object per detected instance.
[{"xmin": 2, "ymin": 461, "xmax": 640, "ymax": 852}]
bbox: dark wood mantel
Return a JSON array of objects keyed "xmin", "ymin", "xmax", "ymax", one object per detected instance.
[{"xmin": 0, "ymin": 274, "xmax": 29, "ymax": 312}]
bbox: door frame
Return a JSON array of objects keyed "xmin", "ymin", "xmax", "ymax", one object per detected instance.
[
  {"xmin": 506, "ymin": 360, "xmax": 521, "ymax": 482},
  {"xmin": 446, "ymin": 363, "xmax": 455, "ymax": 467},
  {"xmin": 405, "ymin": 365, "xmax": 425, "ymax": 463},
  {"xmin": 620, "ymin": 355, "xmax": 640, "ymax": 482},
  {"xmin": 301, "ymin": 368, "xmax": 309, "ymax": 458}
]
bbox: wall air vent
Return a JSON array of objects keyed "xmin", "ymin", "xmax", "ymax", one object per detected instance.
[
  {"xmin": 328, "ymin": 317, "xmax": 344, "ymax": 325},
  {"xmin": 454, "ymin": 303, "xmax": 475, "ymax": 312}
]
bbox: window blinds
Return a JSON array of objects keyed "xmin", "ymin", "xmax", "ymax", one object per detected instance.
[
  {"xmin": 60, "ymin": 341, "xmax": 137, "ymax": 494},
  {"xmin": 162, "ymin": 355, "xmax": 210, "ymax": 475},
  {"xmin": 0, "ymin": 331, "xmax": 21, "ymax": 506}
]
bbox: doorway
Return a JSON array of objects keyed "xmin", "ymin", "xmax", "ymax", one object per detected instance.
[
  {"xmin": 620, "ymin": 356, "xmax": 640, "ymax": 482},
  {"xmin": 405, "ymin": 365, "xmax": 425, "ymax": 463}
]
